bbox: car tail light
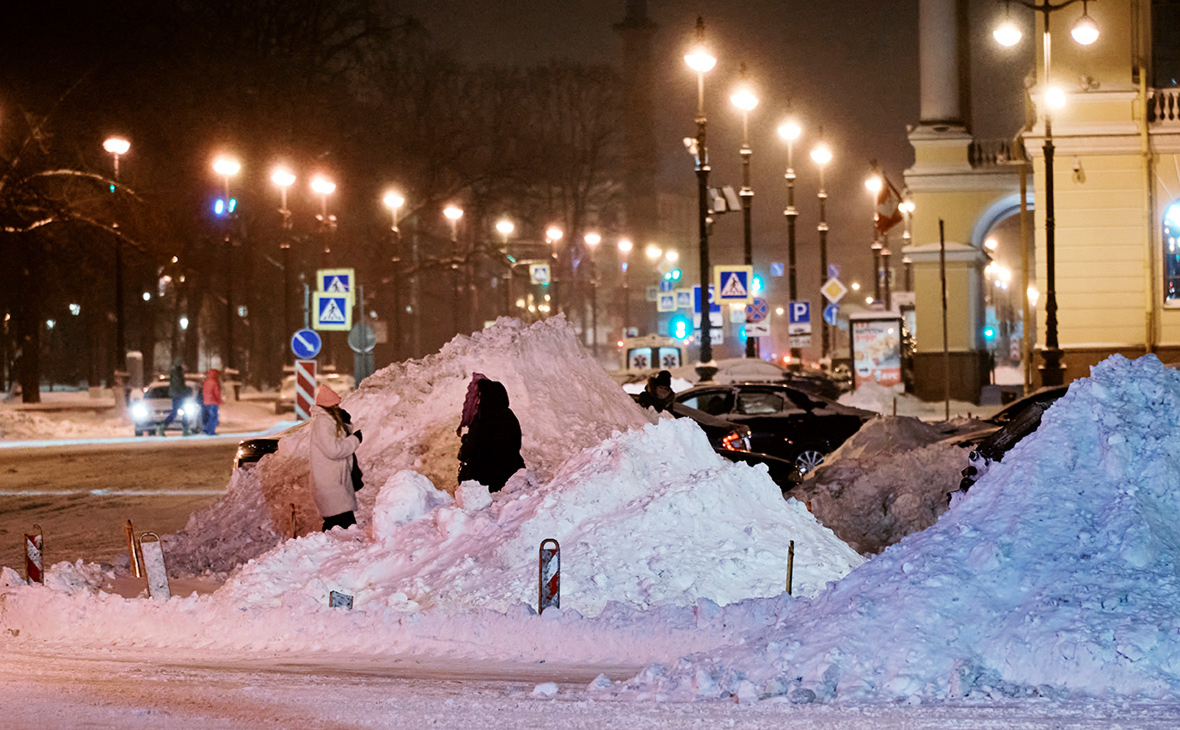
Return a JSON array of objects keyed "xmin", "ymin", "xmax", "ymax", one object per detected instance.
[{"xmin": 721, "ymin": 432, "xmax": 751, "ymax": 452}]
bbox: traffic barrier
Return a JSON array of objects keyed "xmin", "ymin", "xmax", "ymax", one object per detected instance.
[
  {"xmin": 329, "ymin": 590, "xmax": 353, "ymax": 609},
  {"xmin": 538, "ymin": 538, "xmax": 560, "ymax": 612},
  {"xmin": 139, "ymin": 532, "xmax": 170, "ymax": 600},
  {"xmin": 24, "ymin": 525, "xmax": 43, "ymax": 585},
  {"xmin": 786, "ymin": 540, "xmax": 795, "ymax": 596},
  {"xmin": 124, "ymin": 519, "xmax": 143, "ymax": 578}
]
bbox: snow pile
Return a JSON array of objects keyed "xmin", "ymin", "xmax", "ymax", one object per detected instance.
[
  {"xmin": 637, "ymin": 355, "xmax": 1180, "ymax": 701},
  {"xmin": 792, "ymin": 416, "xmax": 966, "ymax": 554},
  {"xmin": 821, "ymin": 415, "xmax": 946, "ymax": 463},
  {"xmin": 0, "ymin": 408, "xmax": 127, "ymax": 441},
  {"xmin": 218, "ymin": 418, "xmax": 864, "ymax": 616},
  {"xmin": 164, "ymin": 317, "xmax": 652, "ymax": 574},
  {"xmin": 839, "ymin": 381, "xmax": 981, "ymax": 419}
]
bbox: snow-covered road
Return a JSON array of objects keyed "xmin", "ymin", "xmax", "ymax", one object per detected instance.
[{"xmin": 3, "ymin": 647, "xmax": 1178, "ymax": 729}]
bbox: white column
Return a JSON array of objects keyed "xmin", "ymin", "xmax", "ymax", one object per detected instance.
[{"xmin": 919, "ymin": 0, "xmax": 962, "ymax": 126}]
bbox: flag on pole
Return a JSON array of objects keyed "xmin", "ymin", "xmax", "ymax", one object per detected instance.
[{"xmin": 875, "ymin": 173, "xmax": 904, "ymax": 234}]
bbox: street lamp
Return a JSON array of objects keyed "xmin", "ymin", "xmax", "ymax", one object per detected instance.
[
  {"xmin": 584, "ymin": 232, "xmax": 601, "ymax": 355},
  {"xmin": 443, "ymin": 205, "xmax": 465, "ymax": 334},
  {"xmin": 810, "ymin": 141, "xmax": 832, "ymax": 361},
  {"xmin": 496, "ymin": 218, "xmax": 515, "ymax": 316},
  {"xmin": 731, "ymin": 64, "xmax": 760, "ymax": 358},
  {"xmin": 618, "ymin": 237, "xmax": 633, "ymax": 336},
  {"xmin": 103, "ymin": 137, "xmax": 130, "ymax": 376},
  {"xmin": 545, "ymin": 225, "xmax": 563, "ymax": 314},
  {"xmin": 685, "ymin": 16, "xmax": 718, "ymax": 378},
  {"xmin": 993, "ymin": 0, "xmax": 1099, "ymax": 386},
  {"xmin": 212, "ymin": 154, "xmax": 240, "ymax": 371},
  {"xmin": 865, "ymin": 172, "xmax": 884, "ymax": 303},
  {"xmin": 271, "ymin": 166, "xmax": 296, "ymax": 336},
  {"xmin": 778, "ymin": 118, "xmax": 802, "ymax": 363},
  {"xmin": 385, "ymin": 191, "xmax": 407, "ymax": 358},
  {"xmin": 310, "ymin": 174, "xmax": 337, "ymax": 262}
]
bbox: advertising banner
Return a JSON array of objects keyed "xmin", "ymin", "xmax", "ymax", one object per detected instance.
[{"xmin": 850, "ymin": 314, "xmax": 902, "ymax": 389}]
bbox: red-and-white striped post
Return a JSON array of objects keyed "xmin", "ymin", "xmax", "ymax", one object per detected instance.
[
  {"xmin": 538, "ymin": 538, "xmax": 560, "ymax": 612},
  {"xmin": 25, "ymin": 526, "xmax": 43, "ymax": 585},
  {"xmin": 294, "ymin": 360, "xmax": 317, "ymax": 421}
]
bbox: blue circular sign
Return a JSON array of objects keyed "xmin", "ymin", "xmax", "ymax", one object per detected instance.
[
  {"xmin": 291, "ymin": 329, "xmax": 323, "ymax": 359},
  {"xmin": 745, "ymin": 297, "xmax": 769, "ymax": 323},
  {"xmin": 824, "ymin": 303, "xmax": 840, "ymax": 327}
]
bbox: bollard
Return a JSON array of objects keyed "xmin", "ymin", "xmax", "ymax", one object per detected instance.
[
  {"xmin": 290, "ymin": 503, "xmax": 297, "ymax": 539},
  {"xmin": 125, "ymin": 520, "xmax": 143, "ymax": 578},
  {"xmin": 786, "ymin": 540, "xmax": 795, "ymax": 596},
  {"xmin": 139, "ymin": 532, "xmax": 171, "ymax": 600},
  {"xmin": 24, "ymin": 525, "xmax": 43, "ymax": 585},
  {"xmin": 538, "ymin": 538, "xmax": 560, "ymax": 613}
]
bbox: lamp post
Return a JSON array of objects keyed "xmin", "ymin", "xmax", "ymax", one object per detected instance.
[
  {"xmin": 685, "ymin": 17, "xmax": 718, "ymax": 378},
  {"xmin": 778, "ymin": 118, "xmax": 802, "ymax": 364},
  {"xmin": 546, "ymin": 225, "xmax": 563, "ymax": 315},
  {"xmin": 811, "ymin": 142, "xmax": 832, "ymax": 361},
  {"xmin": 618, "ymin": 237, "xmax": 633, "ymax": 336},
  {"xmin": 384, "ymin": 191, "xmax": 405, "ymax": 358},
  {"xmin": 310, "ymin": 174, "xmax": 337, "ymax": 268},
  {"xmin": 212, "ymin": 155, "xmax": 240, "ymax": 371},
  {"xmin": 444, "ymin": 205, "xmax": 464, "ymax": 334},
  {"xmin": 584, "ymin": 232, "xmax": 601, "ymax": 356},
  {"xmin": 730, "ymin": 65, "xmax": 760, "ymax": 358},
  {"xmin": 271, "ymin": 166, "xmax": 296, "ymax": 337},
  {"xmin": 865, "ymin": 172, "xmax": 884, "ymax": 303},
  {"xmin": 993, "ymin": 0, "xmax": 1099, "ymax": 386},
  {"xmin": 103, "ymin": 137, "xmax": 130, "ymax": 375},
  {"xmin": 496, "ymin": 218, "xmax": 515, "ymax": 317}
]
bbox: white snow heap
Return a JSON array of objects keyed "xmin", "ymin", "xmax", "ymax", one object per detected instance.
[
  {"xmin": 638, "ymin": 355, "xmax": 1180, "ymax": 701},
  {"xmin": 217, "ymin": 417, "xmax": 864, "ymax": 616},
  {"xmin": 163, "ymin": 316, "xmax": 653, "ymax": 574}
]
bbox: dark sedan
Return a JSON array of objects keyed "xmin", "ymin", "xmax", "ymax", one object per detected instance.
[{"xmin": 674, "ymin": 382, "xmax": 875, "ymax": 474}]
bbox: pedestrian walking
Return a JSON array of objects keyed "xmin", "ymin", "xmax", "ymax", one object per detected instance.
[
  {"xmin": 309, "ymin": 384, "xmax": 363, "ymax": 531},
  {"xmin": 201, "ymin": 368, "xmax": 222, "ymax": 435},
  {"xmin": 161, "ymin": 363, "xmax": 187, "ymax": 429},
  {"xmin": 457, "ymin": 378, "xmax": 525, "ymax": 493}
]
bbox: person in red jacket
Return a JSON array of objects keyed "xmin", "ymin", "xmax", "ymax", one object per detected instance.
[{"xmin": 202, "ymin": 369, "xmax": 223, "ymax": 435}]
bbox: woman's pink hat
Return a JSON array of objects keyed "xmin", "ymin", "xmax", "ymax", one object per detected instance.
[{"xmin": 315, "ymin": 384, "xmax": 341, "ymax": 407}]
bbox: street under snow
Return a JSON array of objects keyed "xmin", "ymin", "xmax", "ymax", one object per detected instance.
[{"xmin": 5, "ymin": 319, "xmax": 1180, "ymax": 727}]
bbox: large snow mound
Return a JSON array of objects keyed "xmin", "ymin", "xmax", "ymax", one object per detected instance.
[
  {"xmin": 219, "ymin": 418, "xmax": 864, "ymax": 616},
  {"xmin": 163, "ymin": 317, "xmax": 653, "ymax": 574},
  {"xmin": 637, "ymin": 355, "xmax": 1180, "ymax": 701}
]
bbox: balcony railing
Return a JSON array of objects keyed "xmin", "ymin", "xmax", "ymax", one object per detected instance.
[
  {"xmin": 968, "ymin": 138, "xmax": 1021, "ymax": 168},
  {"xmin": 1148, "ymin": 88, "xmax": 1180, "ymax": 123}
]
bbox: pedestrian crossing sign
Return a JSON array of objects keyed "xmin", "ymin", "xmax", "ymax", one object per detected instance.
[
  {"xmin": 313, "ymin": 292, "xmax": 352, "ymax": 331},
  {"xmin": 713, "ymin": 265, "xmax": 753, "ymax": 304},
  {"xmin": 317, "ymin": 268, "xmax": 356, "ymax": 304}
]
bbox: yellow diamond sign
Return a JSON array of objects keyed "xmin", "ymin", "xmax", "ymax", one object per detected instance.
[{"xmin": 821, "ymin": 277, "xmax": 847, "ymax": 304}]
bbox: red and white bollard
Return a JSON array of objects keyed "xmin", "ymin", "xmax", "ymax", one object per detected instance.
[
  {"xmin": 294, "ymin": 360, "xmax": 317, "ymax": 422},
  {"xmin": 538, "ymin": 538, "xmax": 560, "ymax": 613},
  {"xmin": 24, "ymin": 525, "xmax": 43, "ymax": 585}
]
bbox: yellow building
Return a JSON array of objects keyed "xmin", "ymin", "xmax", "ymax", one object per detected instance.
[{"xmin": 906, "ymin": 0, "xmax": 1180, "ymax": 400}]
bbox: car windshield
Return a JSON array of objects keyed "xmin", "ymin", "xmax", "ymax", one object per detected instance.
[
  {"xmin": 678, "ymin": 390, "xmax": 731, "ymax": 416},
  {"xmin": 145, "ymin": 386, "xmax": 171, "ymax": 399},
  {"xmin": 735, "ymin": 390, "xmax": 787, "ymax": 415}
]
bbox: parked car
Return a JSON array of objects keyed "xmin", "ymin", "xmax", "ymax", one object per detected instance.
[
  {"xmin": 673, "ymin": 382, "xmax": 875, "ymax": 474},
  {"xmin": 130, "ymin": 381, "xmax": 204, "ymax": 436},
  {"xmin": 275, "ymin": 371, "xmax": 355, "ymax": 414},
  {"xmin": 952, "ymin": 385, "xmax": 1069, "ymax": 492}
]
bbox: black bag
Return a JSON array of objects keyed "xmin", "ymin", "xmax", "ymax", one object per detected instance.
[{"xmin": 350, "ymin": 455, "xmax": 364, "ymax": 492}]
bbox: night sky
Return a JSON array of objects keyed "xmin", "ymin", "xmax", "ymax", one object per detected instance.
[{"xmin": 399, "ymin": 0, "xmax": 1030, "ymax": 299}]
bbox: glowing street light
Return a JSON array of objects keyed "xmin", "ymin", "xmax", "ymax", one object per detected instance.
[
  {"xmin": 685, "ymin": 16, "xmax": 718, "ymax": 376},
  {"xmin": 731, "ymin": 62, "xmax": 761, "ymax": 358},
  {"xmin": 103, "ymin": 136, "xmax": 131, "ymax": 376},
  {"xmin": 384, "ymin": 191, "xmax": 406, "ymax": 231},
  {"xmin": 271, "ymin": 165, "xmax": 297, "ymax": 334},
  {"xmin": 811, "ymin": 140, "xmax": 833, "ymax": 360},
  {"xmin": 212, "ymin": 154, "xmax": 241, "ymax": 370},
  {"xmin": 779, "ymin": 117, "xmax": 803, "ymax": 363}
]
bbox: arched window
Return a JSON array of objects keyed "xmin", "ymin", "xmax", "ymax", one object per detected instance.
[{"xmin": 1165, "ymin": 200, "xmax": 1180, "ymax": 302}]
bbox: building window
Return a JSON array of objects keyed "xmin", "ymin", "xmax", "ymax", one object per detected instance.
[
  {"xmin": 1155, "ymin": 0, "xmax": 1180, "ymax": 88},
  {"xmin": 1165, "ymin": 200, "xmax": 1180, "ymax": 302}
]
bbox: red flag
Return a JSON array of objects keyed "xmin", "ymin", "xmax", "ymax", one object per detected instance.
[{"xmin": 875, "ymin": 175, "xmax": 904, "ymax": 234}]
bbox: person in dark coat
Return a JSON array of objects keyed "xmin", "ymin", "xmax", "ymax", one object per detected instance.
[
  {"xmin": 162, "ymin": 363, "xmax": 187, "ymax": 429},
  {"xmin": 457, "ymin": 379, "xmax": 525, "ymax": 492},
  {"xmin": 636, "ymin": 370, "xmax": 675, "ymax": 413}
]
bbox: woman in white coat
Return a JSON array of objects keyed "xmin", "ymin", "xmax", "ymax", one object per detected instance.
[{"xmin": 308, "ymin": 385, "xmax": 363, "ymax": 531}]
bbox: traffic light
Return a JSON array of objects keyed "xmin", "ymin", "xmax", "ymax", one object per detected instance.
[
  {"xmin": 663, "ymin": 269, "xmax": 682, "ymax": 282},
  {"xmin": 752, "ymin": 275, "xmax": 764, "ymax": 293},
  {"xmin": 669, "ymin": 314, "xmax": 690, "ymax": 340},
  {"xmin": 982, "ymin": 325, "xmax": 997, "ymax": 342},
  {"xmin": 213, "ymin": 198, "xmax": 238, "ymax": 217}
]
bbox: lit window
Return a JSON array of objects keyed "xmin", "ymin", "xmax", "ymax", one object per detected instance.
[{"xmin": 1165, "ymin": 201, "xmax": 1180, "ymax": 302}]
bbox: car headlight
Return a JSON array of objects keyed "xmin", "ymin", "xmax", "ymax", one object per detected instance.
[
  {"xmin": 182, "ymin": 399, "xmax": 199, "ymax": 418},
  {"xmin": 131, "ymin": 402, "xmax": 149, "ymax": 421}
]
